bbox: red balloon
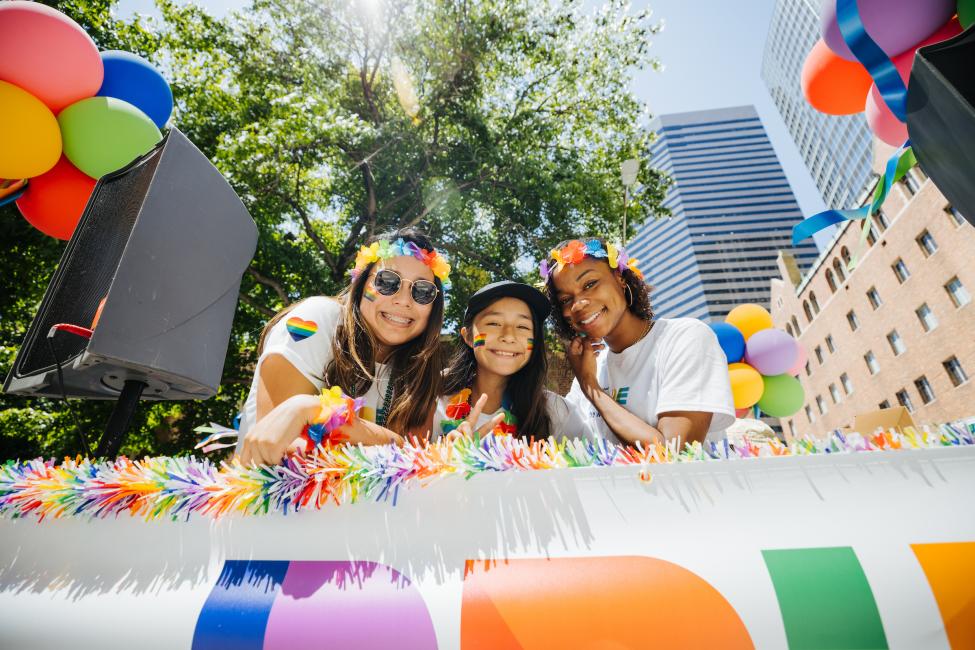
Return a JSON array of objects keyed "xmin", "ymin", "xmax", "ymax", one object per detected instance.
[
  {"xmin": 16, "ymin": 156, "xmax": 96, "ymax": 240},
  {"xmin": 865, "ymin": 18, "xmax": 962, "ymax": 146},
  {"xmin": 801, "ymin": 39, "xmax": 873, "ymax": 115}
]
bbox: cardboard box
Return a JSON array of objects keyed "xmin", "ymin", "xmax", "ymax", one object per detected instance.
[{"xmin": 847, "ymin": 406, "xmax": 917, "ymax": 435}]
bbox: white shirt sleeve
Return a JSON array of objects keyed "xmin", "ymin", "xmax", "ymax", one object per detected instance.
[
  {"xmin": 258, "ymin": 296, "xmax": 343, "ymax": 389},
  {"xmin": 545, "ymin": 391, "xmax": 595, "ymax": 440},
  {"xmin": 655, "ymin": 320, "xmax": 736, "ymax": 432}
]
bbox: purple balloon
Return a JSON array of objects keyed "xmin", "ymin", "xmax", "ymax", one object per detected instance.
[
  {"xmin": 820, "ymin": 0, "xmax": 956, "ymax": 61},
  {"xmin": 744, "ymin": 329, "xmax": 798, "ymax": 376}
]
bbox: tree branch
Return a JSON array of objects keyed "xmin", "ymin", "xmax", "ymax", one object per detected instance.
[
  {"xmin": 238, "ymin": 291, "xmax": 275, "ymax": 317},
  {"xmin": 245, "ymin": 267, "xmax": 289, "ymax": 306}
]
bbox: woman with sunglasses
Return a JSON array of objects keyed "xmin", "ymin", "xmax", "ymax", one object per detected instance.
[
  {"xmin": 542, "ymin": 238, "xmax": 734, "ymax": 447},
  {"xmin": 433, "ymin": 281, "xmax": 592, "ymax": 441},
  {"xmin": 237, "ymin": 228, "xmax": 448, "ymax": 465}
]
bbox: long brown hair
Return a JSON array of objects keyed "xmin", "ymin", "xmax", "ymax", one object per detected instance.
[
  {"xmin": 442, "ymin": 299, "xmax": 551, "ymax": 440},
  {"xmin": 257, "ymin": 228, "xmax": 445, "ymax": 436}
]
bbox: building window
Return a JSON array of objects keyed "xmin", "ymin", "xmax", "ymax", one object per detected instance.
[
  {"xmin": 810, "ymin": 292, "xmax": 820, "ymax": 314},
  {"xmin": 847, "ymin": 310, "xmax": 860, "ymax": 331},
  {"xmin": 815, "ymin": 345, "xmax": 824, "ymax": 364},
  {"xmin": 945, "ymin": 205, "xmax": 966, "ymax": 226},
  {"xmin": 876, "ymin": 210, "xmax": 889, "ymax": 231},
  {"xmin": 804, "ymin": 300, "xmax": 813, "ymax": 323},
  {"xmin": 840, "ymin": 372, "xmax": 853, "ymax": 395},
  {"xmin": 879, "ymin": 399, "xmax": 891, "ymax": 409},
  {"xmin": 867, "ymin": 287, "xmax": 882, "ymax": 309},
  {"xmin": 887, "ymin": 330, "xmax": 906, "ymax": 356},
  {"xmin": 896, "ymin": 389, "xmax": 915, "ymax": 413},
  {"xmin": 914, "ymin": 376, "xmax": 935, "ymax": 404},
  {"xmin": 945, "ymin": 276, "xmax": 972, "ymax": 308},
  {"xmin": 826, "ymin": 269, "xmax": 837, "ymax": 293},
  {"xmin": 892, "ymin": 258, "xmax": 910, "ymax": 283},
  {"xmin": 805, "ymin": 361, "xmax": 812, "ymax": 377},
  {"xmin": 833, "ymin": 258, "xmax": 846, "ymax": 282},
  {"xmin": 866, "ymin": 225, "xmax": 877, "ymax": 246},
  {"xmin": 791, "ymin": 316, "xmax": 801, "ymax": 336},
  {"xmin": 864, "ymin": 351, "xmax": 880, "ymax": 375},
  {"xmin": 916, "ymin": 230, "xmax": 938, "ymax": 257},
  {"xmin": 902, "ymin": 174, "xmax": 919, "ymax": 195},
  {"xmin": 786, "ymin": 323, "xmax": 794, "ymax": 337},
  {"xmin": 805, "ymin": 405, "xmax": 815, "ymax": 424},
  {"xmin": 829, "ymin": 383, "xmax": 842, "ymax": 404},
  {"xmin": 943, "ymin": 356, "xmax": 969, "ymax": 387},
  {"xmin": 841, "ymin": 247, "xmax": 852, "ymax": 269},
  {"xmin": 825, "ymin": 335, "xmax": 835, "ymax": 353},
  {"xmin": 915, "ymin": 303, "xmax": 938, "ymax": 332},
  {"xmin": 788, "ymin": 420, "xmax": 796, "ymax": 438},
  {"xmin": 816, "ymin": 395, "xmax": 828, "ymax": 415}
]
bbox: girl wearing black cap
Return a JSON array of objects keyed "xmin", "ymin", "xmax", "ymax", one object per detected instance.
[
  {"xmin": 433, "ymin": 281, "xmax": 592, "ymax": 441},
  {"xmin": 542, "ymin": 238, "xmax": 734, "ymax": 447},
  {"xmin": 236, "ymin": 228, "xmax": 450, "ymax": 465}
]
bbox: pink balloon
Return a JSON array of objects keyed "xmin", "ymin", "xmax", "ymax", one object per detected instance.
[
  {"xmin": 820, "ymin": 0, "xmax": 956, "ymax": 61},
  {"xmin": 0, "ymin": 2, "xmax": 103, "ymax": 113},
  {"xmin": 744, "ymin": 329, "xmax": 798, "ymax": 376},
  {"xmin": 735, "ymin": 408, "xmax": 751, "ymax": 419},
  {"xmin": 787, "ymin": 343, "xmax": 807, "ymax": 377},
  {"xmin": 865, "ymin": 18, "xmax": 961, "ymax": 147}
]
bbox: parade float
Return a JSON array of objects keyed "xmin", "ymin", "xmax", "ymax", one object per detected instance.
[{"xmin": 2, "ymin": 1, "xmax": 975, "ymax": 648}]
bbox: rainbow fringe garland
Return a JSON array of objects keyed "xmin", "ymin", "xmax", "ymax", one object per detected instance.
[{"xmin": 1, "ymin": 422, "xmax": 972, "ymax": 522}]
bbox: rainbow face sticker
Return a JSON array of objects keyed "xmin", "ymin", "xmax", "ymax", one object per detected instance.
[
  {"xmin": 286, "ymin": 317, "xmax": 318, "ymax": 342},
  {"xmin": 526, "ymin": 338, "xmax": 534, "ymax": 353},
  {"xmin": 473, "ymin": 333, "xmax": 487, "ymax": 348},
  {"xmin": 363, "ymin": 285, "xmax": 378, "ymax": 302}
]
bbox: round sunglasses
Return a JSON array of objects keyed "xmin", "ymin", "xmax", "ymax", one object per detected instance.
[{"xmin": 370, "ymin": 268, "xmax": 440, "ymax": 305}]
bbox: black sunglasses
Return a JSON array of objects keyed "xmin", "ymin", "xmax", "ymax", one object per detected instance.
[{"xmin": 371, "ymin": 268, "xmax": 440, "ymax": 305}]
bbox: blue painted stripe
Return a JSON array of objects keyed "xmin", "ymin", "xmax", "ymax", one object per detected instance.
[{"xmin": 193, "ymin": 560, "xmax": 290, "ymax": 650}]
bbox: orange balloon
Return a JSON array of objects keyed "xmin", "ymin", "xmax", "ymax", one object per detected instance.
[
  {"xmin": 801, "ymin": 39, "xmax": 873, "ymax": 115},
  {"xmin": 15, "ymin": 155, "xmax": 96, "ymax": 240}
]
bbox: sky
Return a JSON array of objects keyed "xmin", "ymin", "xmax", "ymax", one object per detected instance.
[{"xmin": 116, "ymin": 0, "xmax": 832, "ymax": 248}]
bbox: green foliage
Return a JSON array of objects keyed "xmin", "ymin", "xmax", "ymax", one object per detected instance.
[{"xmin": 0, "ymin": 0, "xmax": 669, "ymax": 460}]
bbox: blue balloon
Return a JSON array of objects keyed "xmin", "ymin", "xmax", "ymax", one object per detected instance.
[
  {"xmin": 710, "ymin": 322, "xmax": 745, "ymax": 363},
  {"xmin": 96, "ymin": 50, "xmax": 173, "ymax": 129}
]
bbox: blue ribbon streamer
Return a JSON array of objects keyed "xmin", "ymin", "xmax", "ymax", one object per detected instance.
[
  {"xmin": 835, "ymin": 0, "xmax": 908, "ymax": 121},
  {"xmin": 793, "ymin": 140, "xmax": 914, "ymax": 246}
]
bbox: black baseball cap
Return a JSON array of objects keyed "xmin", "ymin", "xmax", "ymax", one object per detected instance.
[{"xmin": 464, "ymin": 281, "xmax": 551, "ymax": 323}]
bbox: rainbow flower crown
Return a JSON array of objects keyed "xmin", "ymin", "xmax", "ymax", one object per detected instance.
[
  {"xmin": 350, "ymin": 238, "xmax": 451, "ymax": 288},
  {"xmin": 539, "ymin": 239, "xmax": 643, "ymax": 281}
]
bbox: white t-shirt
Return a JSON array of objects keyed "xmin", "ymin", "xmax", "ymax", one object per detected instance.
[
  {"xmin": 430, "ymin": 390, "xmax": 594, "ymax": 441},
  {"xmin": 565, "ymin": 318, "xmax": 735, "ymax": 445},
  {"xmin": 237, "ymin": 297, "xmax": 391, "ymax": 449}
]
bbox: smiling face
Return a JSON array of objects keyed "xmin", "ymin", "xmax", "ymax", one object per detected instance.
[
  {"xmin": 550, "ymin": 257, "xmax": 629, "ymax": 339},
  {"xmin": 463, "ymin": 297, "xmax": 535, "ymax": 378},
  {"xmin": 359, "ymin": 255, "xmax": 436, "ymax": 355}
]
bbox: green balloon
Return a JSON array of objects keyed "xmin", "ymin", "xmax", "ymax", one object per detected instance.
[
  {"xmin": 757, "ymin": 374, "xmax": 805, "ymax": 418},
  {"xmin": 960, "ymin": 0, "xmax": 975, "ymax": 29},
  {"xmin": 58, "ymin": 97, "xmax": 162, "ymax": 179}
]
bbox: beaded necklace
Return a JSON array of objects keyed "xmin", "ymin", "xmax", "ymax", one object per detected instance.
[{"xmin": 375, "ymin": 372, "xmax": 395, "ymax": 427}]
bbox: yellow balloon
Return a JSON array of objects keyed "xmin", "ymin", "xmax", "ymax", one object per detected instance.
[
  {"xmin": 725, "ymin": 303, "xmax": 773, "ymax": 341},
  {"xmin": 728, "ymin": 362, "xmax": 764, "ymax": 409},
  {"xmin": 0, "ymin": 80, "xmax": 62, "ymax": 179}
]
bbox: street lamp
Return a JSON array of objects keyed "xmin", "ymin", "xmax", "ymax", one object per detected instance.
[{"xmin": 620, "ymin": 158, "xmax": 639, "ymax": 243}]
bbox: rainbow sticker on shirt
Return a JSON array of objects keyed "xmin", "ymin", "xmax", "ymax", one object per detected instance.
[
  {"xmin": 286, "ymin": 317, "xmax": 318, "ymax": 342},
  {"xmin": 473, "ymin": 333, "xmax": 487, "ymax": 348}
]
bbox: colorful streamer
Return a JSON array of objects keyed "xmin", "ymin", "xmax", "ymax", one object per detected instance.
[{"xmin": 1, "ymin": 421, "xmax": 971, "ymax": 521}]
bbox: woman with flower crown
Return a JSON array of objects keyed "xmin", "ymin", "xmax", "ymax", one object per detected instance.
[
  {"xmin": 236, "ymin": 228, "xmax": 450, "ymax": 465},
  {"xmin": 541, "ymin": 238, "xmax": 734, "ymax": 447}
]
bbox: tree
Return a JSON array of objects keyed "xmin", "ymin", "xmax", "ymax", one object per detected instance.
[{"xmin": 0, "ymin": 0, "xmax": 668, "ymax": 460}]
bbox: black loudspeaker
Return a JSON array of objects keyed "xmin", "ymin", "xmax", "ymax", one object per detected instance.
[
  {"xmin": 4, "ymin": 128, "xmax": 257, "ymax": 404},
  {"xmin": 907, "ymin": 24, "xmax": 975, "ymax": 226}
]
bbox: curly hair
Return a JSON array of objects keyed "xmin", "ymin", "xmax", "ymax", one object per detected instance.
[{"xmin": 543, "ymin": 238, "xmax": 653, "ymax": 339}]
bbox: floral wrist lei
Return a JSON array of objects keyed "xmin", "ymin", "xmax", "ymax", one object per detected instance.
[
  {"xmin": 441, "ymin": 388, "xmax": 518, "ymax": 437},
  {"xmin": 350, "ymin": 238, "xmax": 451, "ymax": 288},
  {"xmin": 299, "ymin": 386, "xmax": 365, "ymax": 453},
  {"xmin": 539, "ymin": 239, "xmax": 643, "ymax": 281}
]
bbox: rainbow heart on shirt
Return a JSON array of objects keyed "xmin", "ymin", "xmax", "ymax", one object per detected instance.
[{"xmin": 286, "ymin": 317, "xmax": 318, "ymax": 342}]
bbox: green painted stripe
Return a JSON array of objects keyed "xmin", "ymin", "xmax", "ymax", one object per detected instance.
[{"xmin": 762, "ymin": 547, "xmax": 888, "ymax": 650}]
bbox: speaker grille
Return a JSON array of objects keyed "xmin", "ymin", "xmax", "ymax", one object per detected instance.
[{"xmin": 17, "ymin": 150, "xmax": 162, "ymax": 376}]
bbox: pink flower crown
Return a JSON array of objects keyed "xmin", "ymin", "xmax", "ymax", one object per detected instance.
[
  {"xmin": 539, "ymin": 239, "xmax": 643, "ymax": 281},
  {"xmin": 350, "ymin": 238, "xmax": 451, "ymax": 288}
]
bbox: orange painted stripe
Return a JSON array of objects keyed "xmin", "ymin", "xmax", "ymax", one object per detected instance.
[{"xmin": 912, "ymin": 542, "xmax": 975, "ymax": 650}]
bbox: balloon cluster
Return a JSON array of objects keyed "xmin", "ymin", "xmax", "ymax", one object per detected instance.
[
  {"xmin": 710, "ymin": 304, "xmax": 806, "ymax": 420},
  {"xmin": 0, "ymin": 2, "xmax": 173, "ymax": 240},
  {"xmin": 801, "ymin": 0, "xmax": 969, "ymax": 146}
]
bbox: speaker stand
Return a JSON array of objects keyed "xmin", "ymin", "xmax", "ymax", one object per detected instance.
[{"xmin": 96, "ymin": 379, "xmax": 147, "ymax": 458}]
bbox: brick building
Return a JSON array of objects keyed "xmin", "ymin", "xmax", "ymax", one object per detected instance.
[{"xmin": 770, "ymin": 169, "xmax": 975, "ymax": 438}]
